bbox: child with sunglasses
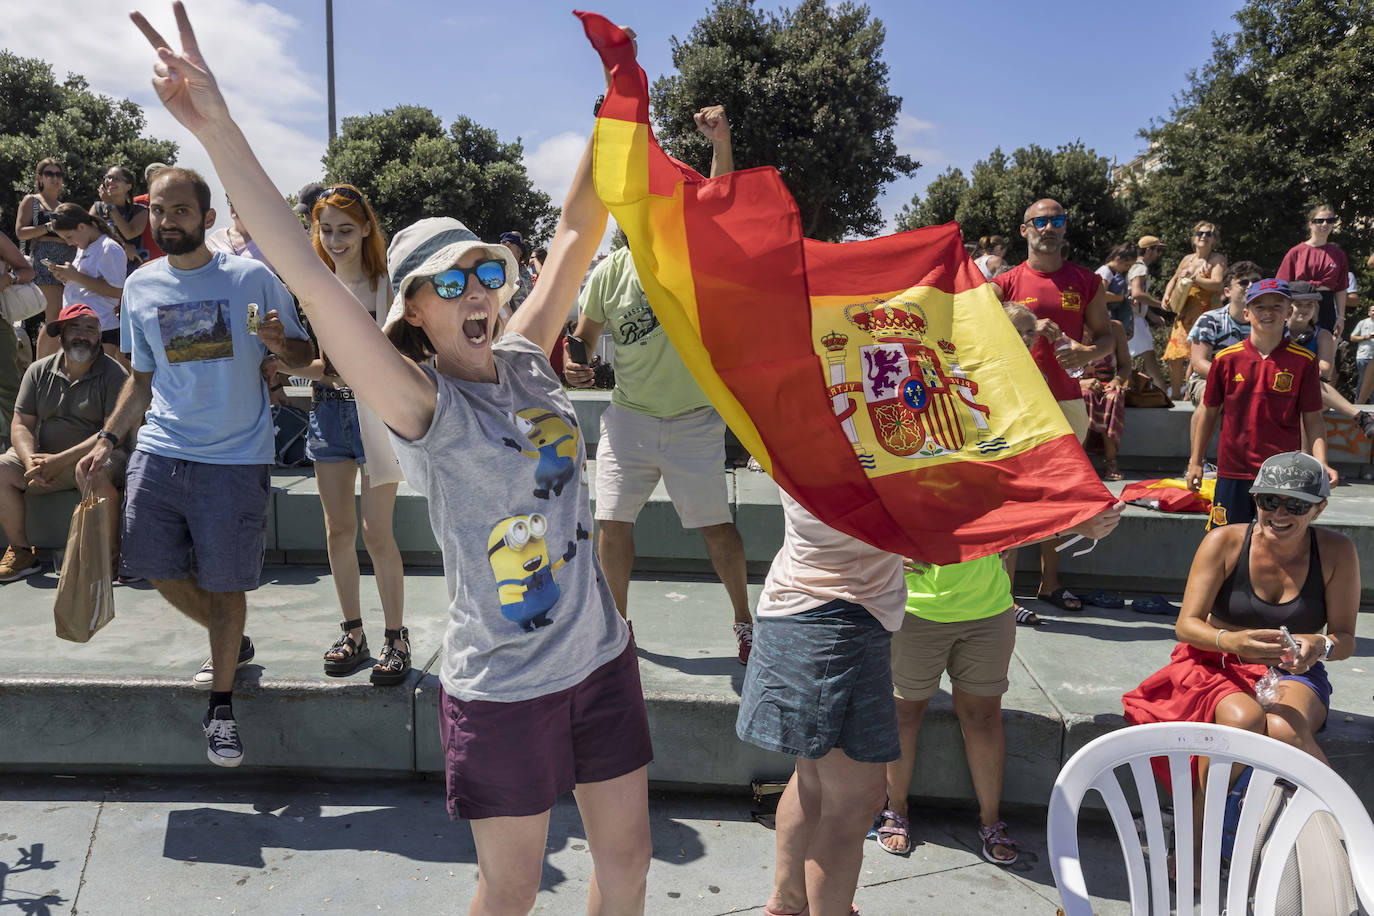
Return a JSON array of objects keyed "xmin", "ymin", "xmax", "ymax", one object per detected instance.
[
  {"xmin": 130, "ymin": 6, "xmax": 651, "ymax": 911},
  {"xmin": 1124, "ymin": 451, "xmax": 1358, "ymax": 858},
  {"xmin": 1186, "ymin": 278, "xmax": 1335, "ymax": 530}
]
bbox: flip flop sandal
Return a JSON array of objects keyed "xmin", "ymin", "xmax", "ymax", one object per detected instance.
[
  {"xmin": 1013, "ymin": 604, "xmax": 1042, "ymax": 626},
  {"xmin": 1037, "ymin": 587, "xmax": 1082, "ymax": 611},
  {"xmin": 1079, "ymin": 590, "xmax": 1125, "ymax": 608},
  {"xmin": 977, "ymin": 819, "xmax": 1019, "ymax": 866},
  {"xmin": 1131, "ymin": 594, "xmax": 1177, "ymax": 616},
  {"xmin": 874, "ymin": 808, "xmax": 912, "ymax": 857},
  {"xmin": 323, "ymin": 618, "xmax": 369, "ymax": 676}
]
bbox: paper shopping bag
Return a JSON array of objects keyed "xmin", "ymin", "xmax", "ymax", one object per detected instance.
[{"xmin": 53, "ymin": 496, "xmax": 115, "ymax": 642}]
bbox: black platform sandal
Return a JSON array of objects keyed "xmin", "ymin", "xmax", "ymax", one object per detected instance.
[
  {"xmin": 371, "ymin": 626, "xmax": 411, "ymax": 686},
  {"xmin": 323, "ymin": 618, "xmax": 369, "ymax": 676}
]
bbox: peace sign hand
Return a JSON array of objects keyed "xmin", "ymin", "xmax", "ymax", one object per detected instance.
[{"xmin": 130, "ymin": 2, "xmax": 231, "ymax": 135}]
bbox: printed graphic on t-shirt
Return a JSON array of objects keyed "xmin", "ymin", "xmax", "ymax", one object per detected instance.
[
  {"xmin": 486, "ymin": 512, "xmax": 589, "ymax": 632},
  {"xmin": 615, "ymin": 294, "xmax": 660, "ymax": 345},
  {"xmin": 501, "ymin": 407, "xmax": 582, "ymax": 500},
  {"xmin": 157, "ymin": 299, "xmax": 234, "ymax": 364},
  {"xmin": 1061, "ymin": 291, "xmax": 1082, "ymax": 311}
]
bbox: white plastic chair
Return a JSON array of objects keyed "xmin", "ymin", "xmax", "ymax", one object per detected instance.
[{"xmin": 1047, "ymin": 722, "xmax": 1374, "ymax": 915}]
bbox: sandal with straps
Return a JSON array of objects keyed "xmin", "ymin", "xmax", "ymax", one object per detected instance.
[
  {"xmin": 324, "ymin": 618, "xmax": 369, "ymax": 677},
  {"xmin": 977, "ymin": 819, "xmax": 1019, "ymax": 866},
  {"xmin": 371, "ymin": 626, "xmax": 411, "ymax": 686}
]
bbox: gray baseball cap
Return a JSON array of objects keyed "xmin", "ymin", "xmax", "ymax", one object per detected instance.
[{"xmin": 1250, "ymin": 451, "xmax": 1330, "ymax": 504}]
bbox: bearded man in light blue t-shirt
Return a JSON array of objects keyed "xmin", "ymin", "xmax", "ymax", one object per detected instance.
[{"xmin": 78, "ymin": 168, "xmax": 313, "ymax": 769}]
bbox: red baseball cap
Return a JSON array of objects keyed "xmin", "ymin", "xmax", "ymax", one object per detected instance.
[{"xmin": 45, "ymin": 302, "xmax": 101, "ymax": 337}]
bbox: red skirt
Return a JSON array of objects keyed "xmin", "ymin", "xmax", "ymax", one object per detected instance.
[{"xmin": 1121, "ymin": 642, "xmax": 1268, "ymax": 789}]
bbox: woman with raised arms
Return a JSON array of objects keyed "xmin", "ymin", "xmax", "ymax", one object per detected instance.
[{"xmin": 131, "ymin": 6, "xmax": 651, "ymax": 914}]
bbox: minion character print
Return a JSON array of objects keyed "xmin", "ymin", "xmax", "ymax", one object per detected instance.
[
  {"xmin": 502, "ymin": 408, "xmax": 580, "ymax": 499},
  {"xmin": 487, "ymin": 514, "xmax": 590, "ymax": 631}
]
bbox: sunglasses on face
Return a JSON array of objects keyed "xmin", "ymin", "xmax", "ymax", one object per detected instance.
[
  {"xmin": 320, "ymin": 186, "xmax": 365, "ymax": 206},
  {"xmin": 1310, "ymin": 217, "xmax": 1337, "ymax": 225},
  {"xmin": 1254, "ymin": 493, "xmax": 1316, "ymax": 515},
  {"xmin": 41, "ymin": 170, "xmax": 64, "ymax": 179},
  {"xmin": 1195, "ymin": 231, "xmax": 1214, "ymax": 238},
  {"xmin": 1236, "ymin": 276, "xmax": 1263, "ymax": 287},
  {"xmin": 1024, "ymin": 215, "xmax": 1067, "ymax": 230},
  {"xmin": 425, "ymin": 259, "xmax": 506, "ymax": 298}
]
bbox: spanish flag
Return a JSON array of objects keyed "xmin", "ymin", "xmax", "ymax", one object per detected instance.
[{"xmin": 578, "ymin": 12, "xmax": 1114, "ymax": 564}]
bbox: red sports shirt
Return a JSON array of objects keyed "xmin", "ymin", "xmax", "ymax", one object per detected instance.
[
  {"xmin": 1202, "ymin": 337, "xmax": 1322, "ymax": 479},
  {"xmin": 991, "ymin": 261, "xmax": 1102, "ymax": 401}
]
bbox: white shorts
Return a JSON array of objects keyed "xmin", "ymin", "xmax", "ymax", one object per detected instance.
[
  {"xmin": 594, "ymin": 403, "xmax": 732, "ymax": 529},
  {"xmin": 1128, "ymin": 315, "xmax": 1155, "ymax": 358}
]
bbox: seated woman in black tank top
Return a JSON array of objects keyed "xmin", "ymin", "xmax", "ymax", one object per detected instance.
[{"xmin": 1123, "ymin": 452, "xmax": 1358, "ymax": 864}]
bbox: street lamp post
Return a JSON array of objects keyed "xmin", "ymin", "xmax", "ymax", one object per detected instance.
[{"xmin": 326, "ymin": 0, "xmax": 337, "ymax": 142}]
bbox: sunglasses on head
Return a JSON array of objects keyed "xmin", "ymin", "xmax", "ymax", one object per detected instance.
[
  {"xmin": 1024, "ymin": 215, "xmax": 1067, "ymax": 230},
  {"xmin": 320, "ymin": 186, "xmax": 365, "ymax": 206},
  {"xmin": 1254, "ymin": 493, "xmax": 1316, "ymax": 515},
  {"xmin": 425, "ymin": 259, "xmax": 507, "ymax": 299}
]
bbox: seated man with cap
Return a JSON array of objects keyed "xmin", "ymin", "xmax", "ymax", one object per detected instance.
[{"xmin": 0, "ymin": 303, "xmax": 129, "ymax": 582}]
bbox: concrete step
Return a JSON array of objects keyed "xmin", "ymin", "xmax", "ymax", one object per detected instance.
[{"xmin": 2, "ymin": 569, "xmax": 1371, "ymax": 812}]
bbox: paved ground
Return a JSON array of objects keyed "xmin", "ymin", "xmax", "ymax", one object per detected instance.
[{"xmin": 0, "ymin": 774, "xmax": 1133, "ymax": 915}]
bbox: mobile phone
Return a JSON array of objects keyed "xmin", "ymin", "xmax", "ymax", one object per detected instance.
[
  {"xmin": 564, "ymin": 335, "xmax": 588, "ymax": 365},
  {"xmin": 1279, "ymin": 626, "xmax": 1301, "ymax": 655}
]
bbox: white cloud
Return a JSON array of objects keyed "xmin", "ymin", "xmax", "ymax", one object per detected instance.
[
  {"xmin": 523, "ymin": 130, "xmax": 587, "ymax": 209},
  {"xmin": 0, "ymin": 0, "xmax": 327, "ymax": 230}
]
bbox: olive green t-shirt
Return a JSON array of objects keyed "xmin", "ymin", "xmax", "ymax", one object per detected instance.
[
  {"xmin": 15, "ymin": 352, "xmax": 128, "ymax": 453},
  {"xmin": 904, "ymin": 553, "xmax": 1012, "ymax": 623},
  {"xmin": 578, "ymin": 248, "xmax": 710, "ymax": 418}
]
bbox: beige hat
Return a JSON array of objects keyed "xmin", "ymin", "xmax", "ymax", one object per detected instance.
[
  {"xmin": 383, "ymin": 217, "xmax": 519, "ymax": 335},
  {"xmin": 1137, "ymin": 235, "xmax": 1164, "ymax": 249}
]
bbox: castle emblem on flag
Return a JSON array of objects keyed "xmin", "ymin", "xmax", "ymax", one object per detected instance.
[{"xmin": 819, "ymin": 299, "xmax": 991, "ymax": 460}]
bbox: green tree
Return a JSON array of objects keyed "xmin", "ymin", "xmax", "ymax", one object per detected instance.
[
  {"xmin": 893, "ymin": 143, "xmax": 1131, "ymax": 263},
  {"xmin": 1129, "ymin": 0, "xmax": 1373, "ymax": 279},
  {"xmin": 894, "ymin": 166, "xmax": 966, "ymax": 232},
  {"xmin": 650, "ymin": 0, "xmax": 918, "ymax": 241},
  {"xmin": 322, "ymin": 105, "xmax": 557, "ymax": 245},
  {"xmin": 0, "ymin": 52, "xmax": 178, "ymax": 228}
]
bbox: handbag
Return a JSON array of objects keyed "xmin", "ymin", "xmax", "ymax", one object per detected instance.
[
  {"xmin": 53, "ymin": 495, "xmax": 116, "ymax": 642},
  {"xmin": 0, "ymin": 279, "xmax": 47, "ymax": 321},
  {"xmin": 1123, "ymin": 371, "xmax": 1173, "ymax": 408}
]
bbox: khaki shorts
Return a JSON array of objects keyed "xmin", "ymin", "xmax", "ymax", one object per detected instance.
[
  {"xmin": 890, "ymin": 608, "xmax": 1016, "ymax": 701},
  {"xmin": 0, "ymin": 446, "xmax": 127, "ymax": 491},
  {"xmin": 1187, "ymin": 375, "xmax": 1207, "ymax": 406},
  {"xmin": 1058, "ymin": 398, "xmax": 1089, "ymax": 444},
  {"xmin": 594, "ymin": 403, "xmax": 732, "ymax": 529}
]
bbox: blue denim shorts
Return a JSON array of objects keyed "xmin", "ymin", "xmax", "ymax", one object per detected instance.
[
  {"xmin": 736, "ymin": 599, "xmax": 900, "ymax": 763},
  {"xmin": 1279, "ymin": 660, "xmax": 1333, "ymax": 711},
  {"xmin": 120, "ymin": 451, "xmax": 271, "ymax": 592},
  {"xmin": 307, "ymin": 395, "xmax": 365, "ymax": 464}
]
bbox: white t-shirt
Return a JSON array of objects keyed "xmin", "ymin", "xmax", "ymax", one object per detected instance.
[
  {"xmin": 64, "ymin": 235, "xmax": 127, "ymax": 331},
  {"xmin": 1353, "ymin": 317, "xmax": 1374, "ymax": 362},
  {"xmin": 756, "ymin": 490, "xmax": 908, "ymax": 631}
]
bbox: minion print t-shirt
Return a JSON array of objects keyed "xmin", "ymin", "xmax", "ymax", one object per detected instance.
[{"xmin": 389, "ymin": 332, "xmax": 627, "ymax": 702}]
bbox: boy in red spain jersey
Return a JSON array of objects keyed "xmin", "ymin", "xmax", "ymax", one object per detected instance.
[
  {"xmin": 1187, "ymin": 278, "xmax": 1335, "ymax": 529},
  {"xmin": 990, "ymin": 198, "xmax": 1113, "ymax": 613}
]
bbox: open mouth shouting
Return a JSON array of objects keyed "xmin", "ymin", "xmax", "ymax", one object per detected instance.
[{"xmin": 462, "ymin": 310, "xmax": 490, "ymax": 345}]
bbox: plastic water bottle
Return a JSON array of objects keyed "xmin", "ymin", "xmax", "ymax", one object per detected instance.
[{"xmin": 1055, "ymin": 336, "xmax": 1084, "ymax": 378}]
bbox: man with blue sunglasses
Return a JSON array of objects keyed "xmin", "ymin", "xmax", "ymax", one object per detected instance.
[{"xmin": 990, "ymin": 198, "xmax": 1114, "ymax": 614}]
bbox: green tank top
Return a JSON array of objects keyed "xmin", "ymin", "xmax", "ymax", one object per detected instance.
[{"xmin": 904, "ymin": 553, "xmax": 1012, "ymax": 623}]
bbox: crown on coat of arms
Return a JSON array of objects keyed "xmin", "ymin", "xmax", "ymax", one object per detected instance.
[
  {"xmin": 845, "ymin": 304, "xmax": 926, "ymax": 339},
  {"xmin": 937, "ymin": 339, "xmax": 956, "ymax": 354},
  {"xmin": 820, "ymin": 330, "xmax": 849, "ymax": 351}
]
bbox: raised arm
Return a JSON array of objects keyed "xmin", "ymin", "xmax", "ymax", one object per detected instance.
[{"xmin": 130, "ymin": 3, "xmax": 435, "ymax": 439}]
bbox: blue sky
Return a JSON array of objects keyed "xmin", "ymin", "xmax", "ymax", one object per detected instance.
[{"xmin": 4, "ymin": 0, "xmax": 1246, "ymax": 244}]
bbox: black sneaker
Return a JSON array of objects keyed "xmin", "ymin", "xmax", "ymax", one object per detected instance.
[
  {"xmin": 192, "ymin": 636, "xmax": 256, "ymax": 689},
  {"xmin": 202, "ymin": 705, "xmax": 243, "ymax": 767}
]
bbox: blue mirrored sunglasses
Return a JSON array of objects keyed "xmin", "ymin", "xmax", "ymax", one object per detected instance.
[
  {"xmin": 1024, "ymin": 214, "xmax": 1067, "ymax": 229},
  {"xmin": 425, "ymin": 259, "xmax": 506, "ymax": 299}
]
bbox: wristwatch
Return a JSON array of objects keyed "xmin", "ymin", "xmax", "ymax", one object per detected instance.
[
  {"xmin": 96, "ymin": 430, "xmax": 119, "ymax": 447},
  {"xmin": 1322, "ymin": 635, "xmax": 1336, "ymax": 660}
]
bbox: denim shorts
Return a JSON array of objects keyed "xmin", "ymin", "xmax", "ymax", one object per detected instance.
[
  {"xmin": 438, "ymin": 642, "xmax": 653, "ymax": 820},
  {"xmin": 307, "ymin": 395, "xmax": 365, "ymax": 464},
  {"xmin": 1280, "ymin": 660, "xmax": 1333, "ymax": 710},
  {"xmin": 120, "ymin": 451, "xmax": 271, "ymax": 592},
  {"xmin": 737, "ymin": 599, "xmax": 900, "ymax": 763}
]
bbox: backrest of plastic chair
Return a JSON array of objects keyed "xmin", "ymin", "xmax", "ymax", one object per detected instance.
[{"xmin": 1047, "ymin": 722, "xmax": 1374, "ymax": 916}]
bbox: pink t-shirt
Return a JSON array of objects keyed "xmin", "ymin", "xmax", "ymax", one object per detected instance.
[
  {"xmin": 1277, "ymin": 242, "xmax": 1348, "ymax": 291},
  {"xmin": 756, "ymin": 490, "xmax": 908, "ymax": 631}
]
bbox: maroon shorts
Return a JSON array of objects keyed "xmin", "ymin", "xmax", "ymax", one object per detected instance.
[{"xmin": 438, "ymin": 642, "xmax": 653, "ymax": 820}]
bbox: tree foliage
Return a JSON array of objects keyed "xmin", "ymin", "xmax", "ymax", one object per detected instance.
[
  {"xmin": 0, "ymin": 52, "xmax": 178, "ymax": 229},
  {"xmin": 1129, "ymin": 0, "xmax": 1373, "ymax": 278},
  {"xmin": 895, "ymin": 143, "xmax": 1131, "ymax": 263},
  {"xmin": 322, "ymin": 105, "xmax": 558, "ymax": 245},
  {"xmin": 650, "ymin": 0, "xmax": 917, "ymax": 241}
]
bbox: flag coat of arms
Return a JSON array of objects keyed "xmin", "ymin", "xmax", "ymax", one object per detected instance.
[{"xmin": 578, "ymin": 12, "xmax": 1115, "ymax": 564}]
